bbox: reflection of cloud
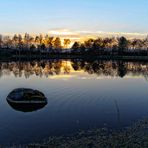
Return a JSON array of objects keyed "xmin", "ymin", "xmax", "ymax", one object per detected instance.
[
  {"xmin": 48, "ymin": 28, "xmax": 148, "ymax": 41},
  {"xmin": 124, "ymin": 75, "xmax": 143, "ymax": 79},
  {"xmin": 49, "ymin": 74, "xmax": 75, "ymax": 79}
]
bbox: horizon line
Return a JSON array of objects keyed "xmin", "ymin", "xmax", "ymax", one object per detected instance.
[{"xmin": 1, "ymin": 29, "xmax": 148, "ymax": 40}]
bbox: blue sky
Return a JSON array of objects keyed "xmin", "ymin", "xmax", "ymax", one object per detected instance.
[{"xmin": 0, "ymin": 0, "xmax": 148, "ymax": 34}]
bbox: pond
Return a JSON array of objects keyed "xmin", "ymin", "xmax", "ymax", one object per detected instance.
[{"xmin": 0, "ymin": 59, "xmax": 148, "ymax": 145}]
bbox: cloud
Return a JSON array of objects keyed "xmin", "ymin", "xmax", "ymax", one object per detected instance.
[
  {"xmin": 48, "ymin": 28, "xmax": 148, "ymax": 41},
  {"xmin": 2, "ymin": 28, "xmax": 147, "ymax": 42},
  {"xmin": 48, "ymin": 29, "xmax": 76, "ymax": 36}
]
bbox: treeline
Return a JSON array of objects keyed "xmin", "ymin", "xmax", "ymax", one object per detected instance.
[
  {"xmin": 0, "ymin": 33, "xmax": 71, "ymax": 54},
  {"xmin": 0, "ymin": 33, "xmax": 148, "ymax": 56},
  {"xmin": 72, "ymin": 36, "xmax": 148, "ymax": 56}
]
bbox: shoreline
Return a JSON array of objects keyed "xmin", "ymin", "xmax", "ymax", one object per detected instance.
[{"xmin": 1, "ymin": 55, "xmax": 148, "ymax": 62}]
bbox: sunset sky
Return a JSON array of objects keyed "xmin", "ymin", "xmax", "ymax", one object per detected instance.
[{"xmin": 0, "ymin": 0, "xmax": 148, "ymax": 38}]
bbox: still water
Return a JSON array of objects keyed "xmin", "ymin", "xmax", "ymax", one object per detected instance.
[{"xmin": 0, "ymin": 59, "xmax": 148, "ymax": 145}]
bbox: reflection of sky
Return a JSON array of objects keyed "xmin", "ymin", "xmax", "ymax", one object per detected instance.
[
  {"xmin": 0, "ymin": 72, "xmax": 148, "ymax": 144},
  {"xmin": 0, "ymin": 0, "xmax": 148, "ymax": 35}
]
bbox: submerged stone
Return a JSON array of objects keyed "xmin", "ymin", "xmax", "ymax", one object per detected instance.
[{"xmin": 7, "ymin": 88, "xmax": 47, "ymax": 112}]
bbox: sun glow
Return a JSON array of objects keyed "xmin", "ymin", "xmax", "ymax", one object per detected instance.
[{"xmin": 47, "ymin": 29, "xmax": 148, "ymax": 44}]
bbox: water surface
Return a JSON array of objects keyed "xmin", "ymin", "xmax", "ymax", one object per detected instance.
[{"xmin": 0, "ymin": 59, "xmax": 148, "ymax": 145}]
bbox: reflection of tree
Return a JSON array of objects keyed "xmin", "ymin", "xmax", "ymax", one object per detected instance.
[
  {"xmin": 72, "ymin": 60, "xmax": 83, "ymax": 71},
  {"xmin": 63, "ymin": 61, "xmax": 71, "ymax": 74},
  {"xmin": 71, "ymin": 60, "xmax": 148, "ymax": 78},
  {"xmin": 0, "ymin": 60, "xmax": 148, "ymax": 79},
  {"xmin": 117, "ymin": 61, "xmax": 127, "ymax": 78},
  {"xmin": 53, "ymin": 61, "xmax": 62, "ymax": 75},
  {"xmin": 71, "ymin": 60, "xmax": 118, "ymax": 77}
]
